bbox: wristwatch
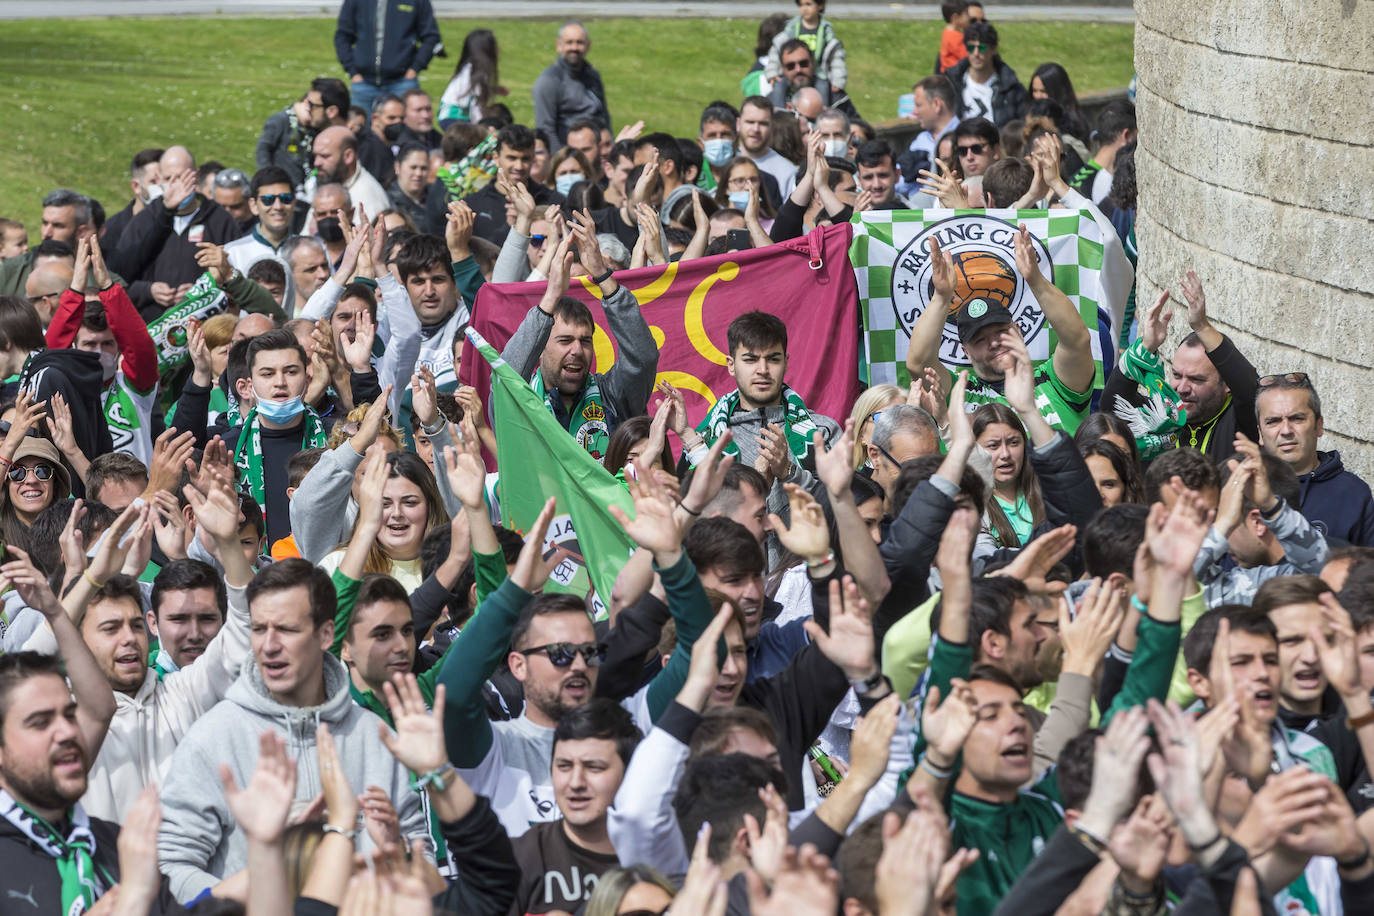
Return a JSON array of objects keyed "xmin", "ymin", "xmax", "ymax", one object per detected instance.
[{"xmin": 848, "ymin": 671, "xmax": 886, "ymax": 696}]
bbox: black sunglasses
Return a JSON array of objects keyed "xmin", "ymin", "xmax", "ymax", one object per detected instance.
[
  {"xmin": 256, "ymin": 192, "xmax": 296, "ymax": 206},
  {"xmin": 8, "ymin": 462, "xmax": 55, "ymax": 483},
  {"xmin": 1258, "ymin": 372, "xmax": 1311, "ymax": 389},
  {"xmin": 958, "ymin": 143, "xmax": 988, "ymax": 157},
  {"xmin": 520, "ymin": 642, "xmax": 605, "ymax": 668},
  {"xmin": 965, "ymin": 42, "xmax": 990, "ymax": 53}
]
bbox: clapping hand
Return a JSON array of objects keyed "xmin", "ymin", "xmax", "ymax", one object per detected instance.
[
  {"xmin": 768, "ymin": 484, "xmax": 830, "ymax": 566},
  {"xmin": 223, "ymin": 730, "xmax": 298, "ymax": 846},
  {"xmin": 921, "ymin": 678, "xmax": 978, "ymax": 768},
  {"xmin": 609, "ymin": 472, "xmax": 684, "ymax": 566}
]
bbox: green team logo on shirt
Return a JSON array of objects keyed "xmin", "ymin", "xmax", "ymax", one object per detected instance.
[{"xmin": 890, "ymin": 214, "xmax": 1054, "ymax": 367}]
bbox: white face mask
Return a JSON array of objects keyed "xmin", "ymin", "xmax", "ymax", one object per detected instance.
[
  {"xmin": 141, "ymin": 182, "xmax": 163, "ymax": 204},
  {"xmin": 823, "ymin": 139, "xmax": 849, "ymax": 160}
]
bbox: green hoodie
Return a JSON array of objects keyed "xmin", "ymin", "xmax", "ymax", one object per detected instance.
[{"xmin": 948, "ymin": 773, "xmax": 1065, "ymax": 916}]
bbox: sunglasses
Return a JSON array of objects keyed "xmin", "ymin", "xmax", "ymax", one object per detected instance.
[
  {"xmin": 1258, "ymin": 372, "xmax": 1312, "ymax": 389},
  {"xmin": 783, "ymin": 59, "xmax": 811, "ymax": 70},
  {"xmin": 256, "ymin": 192, "xmax": 296, "ymax": 206},
  {"xmin": 8, "ymin": 462, "xmax": 55, "ymax": 484},
  {"xmin": 958, "ymin": 143, "xmax": 988, "ymax": 157},
  {"xmin": 965, "ymin": 42, "xmax": 990, "ymax": 53},
  {"xmin": 530, "ymin": 233, "xmax": 548, "ymax": 248},
  {"xmin": 520, "ymin": 642, "xmax": 605, "ymax": 668}
]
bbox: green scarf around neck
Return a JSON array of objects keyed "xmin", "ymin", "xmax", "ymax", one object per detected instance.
[
  {"xmin": 233, "ymin": 407, "xmax": 329, "ymax": 508},
  {"xmin": 1, "ymin": 789, "xmax": 103, "ymax": 913},
  {"xmin": 531, "ymin": 367, "xmax": 611, "ymax": 461},
  {"xmin": 698, "ymin": 384, "xmax": 818, "ymax": 460}
]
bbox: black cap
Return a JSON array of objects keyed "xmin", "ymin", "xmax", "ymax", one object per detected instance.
[{"xmin": 955, "ymin": 297, "xmax": 1014, "ymax": 343}]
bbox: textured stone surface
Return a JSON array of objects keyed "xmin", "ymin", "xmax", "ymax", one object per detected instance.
[{"xmin": 1136, "ymin": 0, "xmax": 1374, "ymax": 481}]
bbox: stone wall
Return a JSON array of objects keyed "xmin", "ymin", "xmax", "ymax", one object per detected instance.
[{"xmin": 1134, "ymin": 0, "xmax": 1374, "ymax": 479}]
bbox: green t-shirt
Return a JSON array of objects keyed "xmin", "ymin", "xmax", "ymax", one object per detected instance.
[
  {"xmin": 952, "ymin": 356, "xmax": 1093, "ymax": 435},
  {"xmin": 991, "ymin": 491, "xmax": 1034, "ymax": 548},
  {"xmin": 949, "ymin": 774, "xmax": 1065, "ymax": 916}
]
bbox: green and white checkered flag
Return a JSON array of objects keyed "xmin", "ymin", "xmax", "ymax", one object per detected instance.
[{"xmin": 849, "ymin": 209, "xmax": 1107, "ymax": 388}]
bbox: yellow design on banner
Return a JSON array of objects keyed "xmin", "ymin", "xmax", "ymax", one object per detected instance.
[{"xmin": 685, "ymin": 261, "xmax": 740, "ymax": 366}]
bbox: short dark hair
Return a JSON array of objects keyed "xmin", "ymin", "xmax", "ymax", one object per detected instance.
[
  {"xmin": 250, "ymin": 166, "xmax": 294, "ymax": 196},
  {"xmin": 1095, "ymin": 99, "xmax": 1137, "ymax": 144},
  {"xmin": 914, "ymin": 74, "xmax": 957, "ymax": 113},
  {"xmin": 509, "ymin": 592, "xmax": 590, "ymax": 652},
  {"xmin": 1217, "ymin": 452, "xmax": 1300, "ymax": 516},
  {"xmin": 1252, "ymin": 575, "xmax": 1332, "ymax": 618},
  {"xmin": 982, "ymin": 157, "xmax": 1035, "ymax": 208},
  {"xmin": 635, "ymin": 132, "xmax": 685, "ymax": 177},
  {"xmin": 394, "ymin": 234, "xmax": 450, "ymax": 284},
  {"xmin": 0, "ymin": 651, "xmax": 67, "ymax": 733},
  {"xmin": 1056, "ymin": 728, "xmax": 1101, "ymax": 812},
  {"xmin": 42, "ymin": 189, "xmax": 93, "ymax": 226},
  {"xmin": 246, "ymin": 558, "xmax": 337, "ymax": 628},
  {"xmin": 726, "ymin": 310, "xmax": 786, "ymax": 356},
  {"xmin": 1256, "ymin": 377, "xmax": 1323, "ymax": 423},
  {"xmin": 699, "ymin": 103, "xmax": 738, "ymax": 134},
  {"xmin": 312, "ymin": 77, "xmax": 349, "ymax": 118},
  {"xmin": 86, "ymin": 452, "xmax": 148, "ymax": 503},
  {"xmin": 338, "ymin": 281, "xmax": 378, "ymax": 320},
  {"xmin": 931, "ymin": 578, "xmax": 1029, "ymax": 651},
  {"xmin": 151, "ymin": 559, "xmax": 227, "ymax": 620},
  {"xmin": 1144, "ymin": 447, "xmax": 1218, "ymax": 502},
  {"xmin": 131, "ymin": 148, "xmax": 164, "ymax": 179},
  {"xmin": 891, "ymin": 454, "xmax": 986, "ymax": 519},
  {"xmin": 1082, "ymin": 504, "xmax": 1150, "ymax": 579},
  {"xmin": 835, "ymin": 811, "xmax": 887, "ymax": 912},
  {"xmin": 0, "ymin": 296, "xmax": 46, "ymax": 353},
  {"xmin": 351, "ymin": 574, "xmax": 412, "ymax": 637},
  {"xmin": 1182, "ymin": 606, "xmax": 1275, "ymax": 674},
  {"xmin": 443, "ymin": 527, "xmax": 524, "ymax": 623},
  {"xmin": 966, "ymin": 662, "xmax": 1023, "ymax": 693},
  {"xmin": 497, "ymin": 123, "xmax": 535, "ymax": 154},
  {"xmin": 941, "ymin": 0, "xmax": 970, "ymax": 22},
  {"xmin": 952, "ymin": 117, "xmax": 999, "ymax": 150},
  {"xmin": 963, "ymin": 20, "xmax": 998, "ymax": 49},
  {"xmin": 855, "ymin": 140, "xmax": 894, "ymax": 170},
  {"xmin": 245, "ymin": 327, "xmax": 306, "ymax": 375},
  {"xmin": 607, "ymin": 139, "xmax": 636, "ymax": 168},
  {"xmin": 90, "ymin": 573, "xmax": 144, "ymax": 614},
  {"xmin": 673, "ymin": 753, "xmax": 788, "ymax": 863},
  {"xmin": 553, "ymin": 698, "xmax": 642, "ymax": 766},
  {"xmin": 779, "ymin": 38, "xmax": 812, "ymax": 60},
  {"xmin": 1339, "ymin": 556, "xmax": 1374, "ymax": 631},
  {"xmin": 247, "ymin": 259, "xmax": 286, "ymax": 290},
  {"xmin": 685, "ymin": 516, "xmax": 765, "ymax": 579},
  {"xmin": 80, "ymin": 299, "xmax": 109, "ymax": 334},
  {"xmin": 33, "ymin": 239, "xmax": 75, "ymax": 261},
  {"xmin": 288, "ymin": 448, "xmax": 325, "ymax": 490},
  {"xmin": 551, "ymin": 296, "xmax": 594, "ymax": 331},
  {"xmin": 688, "ymin": 706, "xmax": 780, "ymax": 761}
]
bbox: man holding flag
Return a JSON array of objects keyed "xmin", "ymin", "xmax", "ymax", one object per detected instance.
[
  {"xmin": 905, "ymin": 225, "xmax": 1097, "ymax": 433},
  {"xmin": 500, "ymin": 209, "xmax": 658, "ymax": 461}
]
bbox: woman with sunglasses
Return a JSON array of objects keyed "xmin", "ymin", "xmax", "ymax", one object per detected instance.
[{"xmin": 0, "ymin": 435, "xmax": 71, "ymax": 553}]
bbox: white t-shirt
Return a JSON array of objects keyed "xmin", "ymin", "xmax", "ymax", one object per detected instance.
[
  {"xmin": 1090, "ymin": 167, "xmax": 1114, "ymax": 205},
  {"xmin": 748, "ymin": 147, "xmax": 799, "ymax": 199},
  {"xmin": 962, "ymin": 78, "xmax": 996, "ymax": 123}
]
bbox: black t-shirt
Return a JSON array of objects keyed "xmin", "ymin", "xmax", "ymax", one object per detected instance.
[
  {"xmin": 260, "ymin": 421, "xmax": 305, "ymax": 543},
  {"xmin": 511, "ymin": 820, "xmax": 618, "ymax": 916}
]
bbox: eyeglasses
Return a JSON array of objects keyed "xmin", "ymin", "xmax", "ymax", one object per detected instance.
[
  {"xmin": 1258, "ymin": 372, "xmax": 1312, "ymax": 389},
  {"xmin": 958, "ymin": 143, "xmax": 988, "ymax": 157},
  {"xmin": 520, "ymin": 642, "xmax": 605, "ymax": 668},
  {"xmin": 306, "ymin": 98, "xmax": 325, "ymax": 110},
  {"xmin": 7, "ymin": 462, "xmax": 55, "ymax": 483},
  {"xmin": 256, "ymin": 192, "xmax": 296, "ymax": 207},
  {"xmin": 965, "ymin": 42, "xmax": 990, "ymax": 53},
  {"xmin": 27, "ymin": 291, "xmax": 59, "ymax": 308},
  {"xmin": 873, "ymin": 440, "xmax": 903, "ymax": 470}
]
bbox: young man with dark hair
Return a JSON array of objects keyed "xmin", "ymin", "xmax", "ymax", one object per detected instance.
[
  {"xmin": 944, "ymin": 20, "xmax": 1028, "ymax": 128},
  {"xmin": 501, "ymin": 211, "xmax": 657, "ymax": 460},
  {"xmin": 898, "ymin": 74, "xmax": 960, "ymax": 195},
  {"xmin": 633, "ymin": 132, "xmax": 692, "ymax": 220},
  {"xmin": 255, "ymin": 80, "xmax": 334, "ymax": 191},
  {"xmin": 103, "ymin": 148, "xmax": 166, "ymax": 253},
  {"xmin": 1143, "ymin": 445, "xmax": 1219, "ymax": 507},
  {"xmin": 980, "ymin": 156, "xmax": 1035, "ymax": 209},
  {"xmin": 224, "ymin": 166, "xmax": 297, "ymax": 275},
  {"xmin": 85, "ymin": 452, "xmax": 148, "ymax": 512},
  {"xmin": 511, "ymin": 698, "xmax": 642, "ymax": 916},
  {"xmin": 1070, "ymin": 99, "xmax": 1136, "ymax": 205},
  {"xmin": 854, "ymin": 141, "xmax": 906, "ymax": 209},
  {"xmin": 158, "ymin": 557, "xmax": 428, "ymax": 903},
  {"xmin": 460, "ymin": 124, "xmax": 565, "ymax": 246},
  {"xmin": 1257, "ymin": 374, "xmax": 1374, "ymax": 546},
  {"xmin": 147, "ymin": 559, "xmax": 228, "ymax": 676},
  {"xmin": 738, "ymin": 95, "xmax": 798, "ymax": 198},
  {"xmin": 950, "ymin": 117, "xmax": 1000, "ymax": 177},
  {"xmin": 48, "ymin": 236, "xmax": 159, "ymax": 463}
]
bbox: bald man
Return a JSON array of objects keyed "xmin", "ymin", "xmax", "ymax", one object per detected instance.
[
  {"xmin": 311, "ymin": 126, "xmax": 390, "ymax": 218},
  {"xmin": 790, "ymin": 87, "xmax": 825, "ymax": 127},
  {"xmin": 108, "ymin": 145, "xmax": 243, "ymax": 315},
  {"xmin": 532, "ymin": 20, "xmax": 610, "ymax": 145},
  {"xmin": 24, "ymin": 262, "xmax": 73, "ymax": 326}
]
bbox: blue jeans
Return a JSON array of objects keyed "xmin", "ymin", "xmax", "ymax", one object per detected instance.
[{"xmin": 350, "ymin": 77, "xmax": 419, "ymax": 113}]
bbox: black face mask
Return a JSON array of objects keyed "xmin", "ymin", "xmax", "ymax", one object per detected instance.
[
  {"xmin": 317, "ymin": 216, "xmax": 344, "ymax": 242},
  {"xmin": 383, "ymin": 121, "xmax": 405, "ymax": 144}
]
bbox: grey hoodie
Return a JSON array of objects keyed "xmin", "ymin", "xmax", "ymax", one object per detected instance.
[{"xmin": 156, "ymin": 652, "xmax": 427, "ymax": 903}]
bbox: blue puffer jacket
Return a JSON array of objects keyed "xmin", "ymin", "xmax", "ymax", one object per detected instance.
[
  {"xmin": 1299, "ymin": 450, "xmax": 1374, "ymax": 547},
  {"xmin": 334, "ymin": 0, "xmax": 442, "ymax": 84}
]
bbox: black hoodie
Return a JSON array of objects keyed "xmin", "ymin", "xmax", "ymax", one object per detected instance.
[{"xmin": 21, "ymin": 348, "xmax": 113, "ymax": 464}]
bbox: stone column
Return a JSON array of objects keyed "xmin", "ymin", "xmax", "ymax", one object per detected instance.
[{"xmin": 1134, "ymin": 0, "xmax": 1374, "ymax": 477}]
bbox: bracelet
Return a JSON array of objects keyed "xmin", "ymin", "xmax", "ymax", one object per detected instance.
[
  {"xmin": 1260, "ymin": 498, "xmax": 1285, "ymax": 521},
  {"xmin": 421, "ymin": 416, "xmax": 448, "ymax": 437},
  {"xmin": 919, "ymin": 754, "xmax": 953, "ymax": 780},
  {"xmin": 410, "ymin": 761, "xmax": 456, "ymax": 793},
  {"xmin": 83, "ymin": 570, "xmax": 105, "ymax": 590},
  {"xmin": 679, "ymin": 502, "xmax": 702, "ymax": 517},
  {"xmin": 591, "ymin": 268, "xmax": 614, "ymax": 285},
  {"xmin": 321, "ymin": 823, "xmax": 357, "ymax": 841},
  {"xmin": 849, "ymin": 670, "xmax": 886, "ymax": 696},
  {"xmin": 1129, "ymin": 594, "xmax": 1149, "ymax": 614},
  {"xmin": 806, "ymin": 550, "xmax": 835, "ymax": 569},
  {"xmin": 1348, "ymin": 708, "xmax": 1374, "ymax": 730},
  {"xmin": 1185, "ymin": 830, "xmax": 1221, "ymax": 852},
  {"xmin": 1338, "ymin": 841, "xmax": 1372, "ymax": 871}
]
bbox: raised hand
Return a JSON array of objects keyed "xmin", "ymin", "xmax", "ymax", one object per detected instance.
[
  {"xmin": 317, "ymin": 723, "xmax": 360, "ymax": 833},
  {"xmin": 1147, "ymin": 484, "xmax": 1213, "ymax": 573},
  {"xmin": 1312, "ymin": 593, "xmax": 1364, "ymax": 700},
  {"xmin": 1144, "ymin": 698, "xmax": 1217, "ymax": 846},
  {"xmin": 87, "ymin": 503, "xmax": 149, "ymax": 586},
  {"xmin": 1000, "ymin": 330, "xmax": 1038, "ymax": 416},
  {"xmin": 348, "ymin": 385, "xmax": 394, "ymax": 454},
  {"xmin": 744, "ymin": 844, "xmax": 840, "ymax": 916},
  {"xmin": 222, "ymin": 730, "xmax": 298, "ymax": 845},
  {"xmin": 667, "ymin": 824, "xmax": 728, "ymax": 916},
  {"xmin": 0, "ymin": 545, "xmax": 63, "ymax": 619},
  {"xmin": 47, "ymin": 391, "xmax": 80, "ymax": 459},
  {"xmin": 441, "ymin": 438, "xmax": 487, "ymax": 510},
  {"xmin": 1076, "ymin": 705, "xmax": 1152, "ymax": 840},
  {"xmin": 445, "ymin": 201, "xmax": 475, "ymax": 262},
  {"xmin": 1013, "ymin": 224, "xmax": 1043, "ymax": 287},
  {"xmin": 743, "ymin": 783, "xmax": 789, "ymax": 884},
  {"xmin": 805, "ymin": 576, "xmax": 877, "ymax": 682},
  {"xmin": 150, "ymin": 490, "xmax": 189, "ymax": 561},
  {"xmin": 754, "ymin": 423, "xmax": 792, "ymax": 487},
  {"xmin": 510, "ymin": 498, "xmax": 562, "ymax": 592},
  {"xmin": 988, "ymin": 523, "xmax": 1075, "ymax": 596},
  {"xmin": 359, "ymin": 786, "xmax": 403, "ymax": 852},
  {"xmin": 812, "ymin": 422, "xmax": 855, "ymax": 500},
  {"xmin": 609, "ymin": 473, "xmax": 683, "ymax": 565},
  {"xmin": 183, "ymin": 463, "xmax": 241, "ymax": 543},
  {"xmin": 59, "ymin": 498, "xmax": 88, "ymax": 586},
  {"xmin": 1108, "ymin": 794, "xmax": 1173, "ymax": 892},
  {"xmin": 410, "ymin": 366, "xmax": 440, "ymax": 428},
  {"xmin": 876, "ymin": 805, "xmax": 949, "ymax": 916},
  {"xmin": 114, "ymin": 784, "xmax": 164, "ymax": 909},
  {"xmin": 1058, "ymin": 577, "xmax": 1126, "ymax": 677},
  {"xmin": 1231, "ymin": 766, "xmax": 1331, "ymax": 858},
  {"xmin": 571, "ymin": 208, "xmax": 609, "ymax": 280},
  {"xmin": 922, "ymin": 678, "xmax": 978, "ymax": 767},
  {"xmin": 767, "ymin": 483, "xmax": 830, "ymax": 565},
  {"xmin": 540, "ymin": 233, "xmax": 576, "ymax": 309},
  {"xmin": 71, "ymin": 236, "xmax": 91, "ymax": 292},
  {"xmin": 1140, "ymin": 289, "xmax": 1173, "ymax": 354},
  {"xmin": 1180, "ymin": 269, "xmax": 1209, "ymax": 331},
  {"xmin": 147, "ymin": 427, "xmax": 196, "ymax": 497},
  {"xmin": 946, "ymin": 370, "xmax": 973, "ymax": 450},
  {"xmin": 340, "ymin": 306, "xmax": 377, "ymax": 373},
  {"xmin": 679, "ymin": 431, "xmax": 735, "ymax": 517}
]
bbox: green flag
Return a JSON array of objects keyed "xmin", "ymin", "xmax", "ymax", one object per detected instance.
[{"xmin": 469, "ymin": 328, "xmax": 635, "ymax": 619}]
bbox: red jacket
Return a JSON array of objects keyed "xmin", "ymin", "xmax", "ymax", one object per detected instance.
[{"xmin": 49, "ymin": 285, "xmax": 159, "ymax": 393}]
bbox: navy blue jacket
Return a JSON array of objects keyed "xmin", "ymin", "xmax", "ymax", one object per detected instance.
[
  {"xmin": 334, "ymin": 0, "xmax": 441, "ymax": 84},
  {"xmin": 1299, "ymin": 450, "xmax": 1374, "ymax": 546}
]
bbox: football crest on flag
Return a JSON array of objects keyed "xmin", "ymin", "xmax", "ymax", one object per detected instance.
[{"xmin": 891, "ymin": 214, "xmax": 1054, "ymax": 366}]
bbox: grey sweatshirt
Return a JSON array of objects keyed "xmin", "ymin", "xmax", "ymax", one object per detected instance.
[{"xmin": 156, "ymin": 652, "xmax": 427, "ymax": 902}]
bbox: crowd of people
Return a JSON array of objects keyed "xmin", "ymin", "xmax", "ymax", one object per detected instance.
[{"xmin": 1, "ymin": 1, "xmax": 1372, "ymax": 915}]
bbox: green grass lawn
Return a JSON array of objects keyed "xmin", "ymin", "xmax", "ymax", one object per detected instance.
[{"xmin": 0, "ymin": 16, "xmax": 1133, "ymax": 231}]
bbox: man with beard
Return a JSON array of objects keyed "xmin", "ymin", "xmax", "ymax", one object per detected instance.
[
  {"xmin": 71, "ymin": 489, "xmax": 251, "ymax": 825},
  {"xmin": 309, "ymin": 182, "xmax": 353, "ymax": 269},
  {"xmin": 311, "ymin": 125, "xmax": 390, "ymax": 218},
  {"xmin": 0, "ymin": 651, "xmax": 180, "ymax": 914},
  {"xmin": 438, "ymin": 492, "xmax": 712, "ymax": 836},
  {"xmin": 501, "ymin": 214, "xmax": 657, "ymax": 460},
  {"xmin": 256, "ymin": 79, "xmax": 339, "ymax": 192},
  {"xmin": 48, "ymin": 236, "xmax": 159, "ymax": 464},
  {"xmin": 532, "ymin": 21, "xmax": 610, "ymax": 146},
  {"xmin": 904, "ymin": 227, "xmax": 1096, "ymax": 434}
]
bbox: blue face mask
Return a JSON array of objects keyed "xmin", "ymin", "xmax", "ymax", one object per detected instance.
[
  {"xmin": 728, "ymin": 190, "xmax": 752, "ymax": 210},
  {"xmin": 703, "ymin": 137, "xmax": 735, "ymax": 167},
  {"xmin": 256, "ymin": 394, "xmax": 306, "ymax": 423},
  {"xmin": 555, "ymin": 173, "xmax": 582, "ymax": 196}
]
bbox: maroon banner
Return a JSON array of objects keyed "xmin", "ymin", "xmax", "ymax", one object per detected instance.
[{"xmin": 458, "ymin": 223, "xmax": 861, "ymax": 430}]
